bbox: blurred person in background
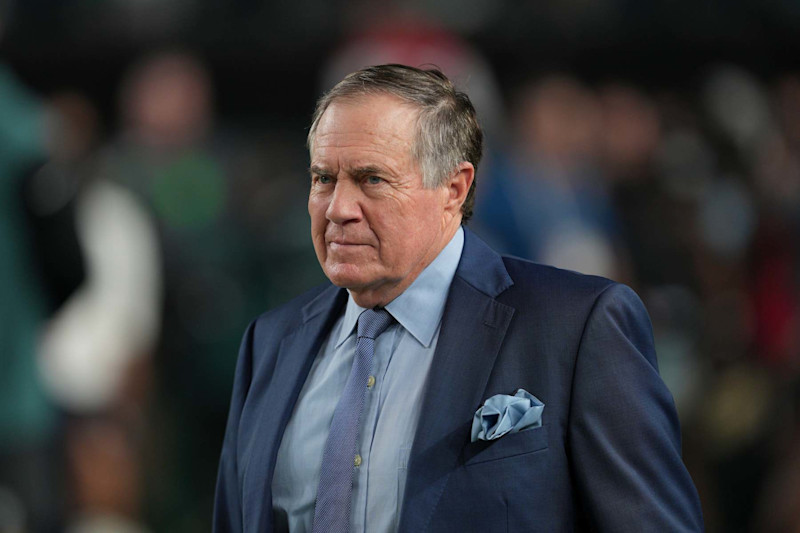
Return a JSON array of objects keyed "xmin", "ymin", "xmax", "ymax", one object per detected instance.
[
  {"xmin": 34, "ymin": 89, "xmax": 162, "ymax": 533},
  {"xmin": 0, "ymin": 2, "xmax": 86, "ymax": 529},
  {"xmin": 749, "ymin": 71, "xmax": 800, "ymax": 533},
  {"xmin": 750, "ymin": 72, "xmax": 800, "ymax": 371},
  {"xmin": 474, "ymin": 75, "xmax": 622, "ymax": 280},
  {"xmin": 594, "ymin": 82, "xmax": 707, "ymax": 415},
  {"xmin": 680, "ymin": 66, "xmax": 791, "ymax": 533},
  {"xmin": 1, "ymin": 15, "xmax": 133, "ymax": 533},
  {"xmin": 318, "ymin": 15, "xmax": 507, "ymax": 147},
  {"xmin": 0, "ymin": 45, "xmax": 62, "ymax": 533},
  {"xmin": 97, "ymin": 49, "xmax": 320, "ymax": 531},
  {"xmin": 95, "ymin": 50, "xmax": 237, "ymax": 530}
]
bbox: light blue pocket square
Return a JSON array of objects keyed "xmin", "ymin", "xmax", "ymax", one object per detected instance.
[{"xmin": 471, "ymin": 389, "xmax": 545, "ymax": 442}]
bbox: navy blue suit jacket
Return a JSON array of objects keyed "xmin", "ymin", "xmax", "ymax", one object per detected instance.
[{"xmin": 214, "ymin": 228, "xmax": 704, "ymax": 532}]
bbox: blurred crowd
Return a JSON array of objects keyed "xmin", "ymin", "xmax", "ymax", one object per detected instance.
[{"xmin": 2, "ymin": 12, "xmax": 800, "ymax": 533}]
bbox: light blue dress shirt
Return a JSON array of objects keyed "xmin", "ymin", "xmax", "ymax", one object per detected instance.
[{"xmin": 272, "ymin": 227, "xmax": 464, "ymax": 533}]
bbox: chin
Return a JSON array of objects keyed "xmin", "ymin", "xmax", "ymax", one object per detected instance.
[{"xmin": 323, "ymin": 263, "xmax": 374, "ymax": 290}]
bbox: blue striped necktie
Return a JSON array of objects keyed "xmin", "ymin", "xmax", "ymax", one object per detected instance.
[{"xmin": 312, "ymin": 307, "xmax": 395, "ymax": 533}]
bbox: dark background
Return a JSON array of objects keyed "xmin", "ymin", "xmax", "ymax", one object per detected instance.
[{"xmin": 2, "ymin": 1, "xmax": 800, "ymax": 531}]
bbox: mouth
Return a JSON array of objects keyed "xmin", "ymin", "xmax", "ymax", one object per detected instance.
[{"xmin": 329, "ymin": 240, "xmax": 368, "ymax": 248}]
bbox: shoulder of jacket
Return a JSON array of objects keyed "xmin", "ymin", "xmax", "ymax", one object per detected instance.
[{"xmin": 500, "ymin": 256, "xmax": 616, "ymax": 298}]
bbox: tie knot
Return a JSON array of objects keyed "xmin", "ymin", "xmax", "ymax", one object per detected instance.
[{"xmin": 357, "ymin": 308, "xmax": 394, "ymax": 340}]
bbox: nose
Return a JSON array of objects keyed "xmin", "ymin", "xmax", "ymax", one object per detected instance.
[{"xmin": 326, "ymin": 179, "xmax": 363, "ymax": 225}]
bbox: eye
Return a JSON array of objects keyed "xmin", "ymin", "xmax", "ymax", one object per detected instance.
[
  {"xmin": 315, "ymin": 175, "xmax": 332, "ymax": 184},
  {"xmin": 366, "ymin": 176, "xmax": 383, "ymax": 185}
]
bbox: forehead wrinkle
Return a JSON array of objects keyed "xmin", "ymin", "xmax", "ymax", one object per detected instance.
[
  {"xmin": 313, "ymin": 141, "xmax": 410, "ymax": 178},
  {"xmin": 317, "ymin": 96, "xmax": 417, "ymax": 145},
  {"xmin": 314, "ymin": 129, "xmax": 413, "ymax": 153},
  {"xmin": 311, "ymin": 95, "xmax": 422, "ymax": 179}
]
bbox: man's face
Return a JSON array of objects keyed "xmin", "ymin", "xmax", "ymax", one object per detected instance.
[{"xmin": 308, "ymin": 93, "xmax": 460, "ymax": 308}]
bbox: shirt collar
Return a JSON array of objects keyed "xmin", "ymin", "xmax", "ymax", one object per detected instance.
[{"xmin": 335, "ymin": 227, "xmax": 464, "ymax": 349}]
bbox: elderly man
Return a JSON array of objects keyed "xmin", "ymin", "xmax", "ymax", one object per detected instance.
[{"xmin": 214, "ymin": 64, "xmax": 703, "ymax": 532}]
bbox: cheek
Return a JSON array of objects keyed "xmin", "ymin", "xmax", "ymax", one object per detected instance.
[
  {"xmin": 308, "ymin": 199, "xmax": 329, "ymax": 254},
  {"xmin": 309, "ymin": 196, "xmax": 328, "ymax": 228},
  {"xmin": 379, "ymin": 213, "xmax": 433, "ymax": 258},
  {"xmin": 409, "ymin": 198, "xmax": 445, "ymax": 233},
  {"xmin": 308, "ymin": 193, "xmax": 321, "ymax": 216}
]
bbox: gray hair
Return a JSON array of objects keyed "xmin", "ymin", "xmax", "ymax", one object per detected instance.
[{"xmin": 307, "ymin": 64, "xmax": 483, "ymax": 221}]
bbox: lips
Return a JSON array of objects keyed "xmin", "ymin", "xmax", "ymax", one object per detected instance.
[
  {"xmin": 324, "ymin": 227, "xmax": 375, "ymax": 248},
  {"xmin": 329, "ymin": 241, "xmax": 370, "ymax": 250},
  {"xmin": 326, "ymin": 233, "xmax": 374, "ymax": 246}
]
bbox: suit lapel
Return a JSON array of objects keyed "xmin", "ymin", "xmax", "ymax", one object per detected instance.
[
  {"xmin": 398, "ymin": 229, "xmax": 515, "ymax": 533},
  {"xmin": 242, "ymin": 285, "xmax": 347, "ymax": 531}
]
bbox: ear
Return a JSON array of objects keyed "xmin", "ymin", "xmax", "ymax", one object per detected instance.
[{"xmin": 444, "ymin": 162, "xmax": 475, "ymax": 216}]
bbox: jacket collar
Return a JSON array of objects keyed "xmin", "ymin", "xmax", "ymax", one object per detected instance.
[{"xmin": 455, "ymin": 226, "xmax": 514, "ymax": 297}]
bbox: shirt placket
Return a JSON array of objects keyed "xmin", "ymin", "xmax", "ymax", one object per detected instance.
[{"xmin": 352, "ymin": 326, "xmax": 396, "ymax": 533}]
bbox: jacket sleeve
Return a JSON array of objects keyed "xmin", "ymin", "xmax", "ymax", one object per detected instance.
[
  {"xmin": 213, "ymin": 319, "xmax": 256, "ymax": 532},
  {"xmin": 567, "ymin": 283, "xmax": 704, "ymax": 531}
]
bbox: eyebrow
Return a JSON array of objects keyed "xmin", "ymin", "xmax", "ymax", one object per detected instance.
[
  {"xmin": 309, "ymin": 165, "xmax": 329, "ymax": 176},
  {"xmin": 350, "ymin": 166, "xmax": 385, "ymax": 177},
  {"xmin": 308, "ymin": 165, "xmax": 387, "ymax": 177}
]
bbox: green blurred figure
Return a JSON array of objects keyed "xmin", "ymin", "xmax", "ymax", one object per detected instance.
[{"xmin": 0, "ymin": 60, "xmax": 61, "ymax": 531}]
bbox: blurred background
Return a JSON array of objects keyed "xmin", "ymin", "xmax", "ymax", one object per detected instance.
[{"xmin": 2, "ymin": 0, "xmax": 800, "ymax": 531}]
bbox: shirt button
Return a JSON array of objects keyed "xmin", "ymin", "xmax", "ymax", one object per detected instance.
[
  {"xmin": 366, "ymin": 376, "xmax": 376, "ymax": 389},
  {"xmin": 354, "ymin": 454, "xmax": 362, "ymax": 467}
]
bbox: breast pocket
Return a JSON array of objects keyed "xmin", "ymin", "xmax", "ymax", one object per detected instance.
[{"xmin": 462, "ymin": 425, "xmax": 549, "ymax": 466}]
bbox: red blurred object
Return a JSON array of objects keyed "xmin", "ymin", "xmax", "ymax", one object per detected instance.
[{"xmin": 751, "ymin": 232, "xmax": 800, "ymax": 368}]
